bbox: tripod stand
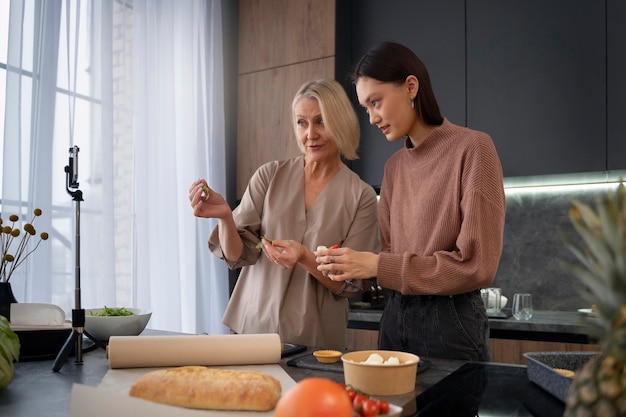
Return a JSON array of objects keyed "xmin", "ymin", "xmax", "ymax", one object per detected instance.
[{"xmin": 52, "ymin": 147, "xmax": 104, "ymax": 372}]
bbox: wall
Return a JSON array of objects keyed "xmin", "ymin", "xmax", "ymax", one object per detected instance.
[{"xmin": 497, "ymin": 185, "xmax": 615, "ymax": 311}]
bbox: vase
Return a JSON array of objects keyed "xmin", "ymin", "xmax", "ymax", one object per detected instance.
[{"xmin": 0, "ymin": 282, "xmax": 18, "ymax": 322}]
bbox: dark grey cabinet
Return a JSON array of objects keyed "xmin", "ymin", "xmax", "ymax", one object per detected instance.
[
  {"xmin": 607, "ymin": 0, "xmax": 626, "ymax": 171},
  {"xmin": 466, "ymin": 0, "xmax": 606, "ymax": 177},
  {"xmin": 338, "ymin": 0, "xmax": 465, "ymax": 188},
  {"xmin": 339, "ymin": 0, "xmax": 621, "ymax": 185}
]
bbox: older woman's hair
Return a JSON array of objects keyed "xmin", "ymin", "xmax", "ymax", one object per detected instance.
[
  {"xmin": 292, "ymin": 78, "xmax": 360, "ymax": 160},
  {"xmin": 352, "ymin": 41, "xmax": 443, "ymax": 126}
]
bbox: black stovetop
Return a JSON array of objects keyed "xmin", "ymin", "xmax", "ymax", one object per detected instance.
[{"xmin": 412, "ymin": 362, "xmax": 565, "ymax": 417}]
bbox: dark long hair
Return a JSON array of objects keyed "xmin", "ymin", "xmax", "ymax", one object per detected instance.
[{"xmin": 352, "ymin": 42, "xmax": 443, "ymax": 126}]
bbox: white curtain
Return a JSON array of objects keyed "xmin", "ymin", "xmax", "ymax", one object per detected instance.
[{"xmin": 0, "ymin": 0, "xmax": 229, "ymax": 334}]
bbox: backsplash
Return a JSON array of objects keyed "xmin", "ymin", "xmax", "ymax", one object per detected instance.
[{"xmin": 494, "ymin": 185, "xmax": 613, "ymax": 312}]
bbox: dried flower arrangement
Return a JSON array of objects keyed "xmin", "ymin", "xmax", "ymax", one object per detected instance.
[{"xmin": 0, "ymin": 208, "xmax": 49, "ymax": 283}]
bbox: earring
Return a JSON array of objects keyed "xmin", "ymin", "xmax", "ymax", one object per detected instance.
[{"xmin": 411, "ymin": 96, "xmax": 415, "ymax": 109}]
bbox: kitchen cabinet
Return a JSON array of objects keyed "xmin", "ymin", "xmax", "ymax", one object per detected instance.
[
  {"xmin": 340, "ymin": 0, "xmax": 621, "ymax": 184},
  {"xmin": 338, "ymin": 0, "xmax": 466, "ymax": 188},
  {"xmin": 346, "ymin": 328, "xmax": 378, "ymax": 351},
  {"xmin": 607, "ymin": 0, "xmax": 626, "ymax": 171},
  {"xmin": 466, "ymin": 0, "xmax": 606, "ymax": 177},
  {"xmin": 235, "ymin": 0, "xmax": 336, "ymax": 198}
]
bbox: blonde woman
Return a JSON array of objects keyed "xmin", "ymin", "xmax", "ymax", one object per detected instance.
[{"xmin": 189, "ymin": 78, "xmax": 379, "ymax": 350}]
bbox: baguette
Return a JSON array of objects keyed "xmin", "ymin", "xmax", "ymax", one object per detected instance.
[
  {"xmin": 129, "ymin": 366, "xmax": 282, "ymax": 411},
  {"xmin": 553, "ymin": 368, "xmax": 575, "ymax": 378}
]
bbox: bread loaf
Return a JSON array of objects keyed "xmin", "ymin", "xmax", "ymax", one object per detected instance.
[
  {"xmin": 553, "ymin": 368, "xmax": 575, "ymax": 378},
  {"xmin": 129, "ymin": 366, "xmax": 282, "ymax": 411}
]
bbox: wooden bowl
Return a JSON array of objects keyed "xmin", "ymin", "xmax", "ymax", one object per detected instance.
[{"xmin": 313, "ymin": 349, "xmax": 342, "ymax": 364}]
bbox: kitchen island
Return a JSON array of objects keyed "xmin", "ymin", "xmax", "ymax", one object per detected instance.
[{"xmin": 0, "ymin": 332, "xmax": 567, "ymax": 417}]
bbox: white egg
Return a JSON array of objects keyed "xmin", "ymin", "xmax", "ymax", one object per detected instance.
[
  {"xmin": 385, "ymin": 356, "xmax": 400, "ymax": 365},
  {"xmin": 316, "ymin": 245, "xmax": 327, "ymax": 251},
  {"xmin": 363, "ymin": 353, "xmax": 384, "ymax": 364}
]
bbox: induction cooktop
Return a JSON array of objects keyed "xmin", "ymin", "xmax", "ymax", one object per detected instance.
[{"xmin": 411, "ymin": 362, "xmax": 565, "ymax": 417}]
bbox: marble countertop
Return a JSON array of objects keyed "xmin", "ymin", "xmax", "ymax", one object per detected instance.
[
  {"xmin": 348, "ymin": 309, "xmax": 595, "ymax": 343},
  {"xmin": 488, "ymin": 310, "xmax": 590, "ymax": 332}
]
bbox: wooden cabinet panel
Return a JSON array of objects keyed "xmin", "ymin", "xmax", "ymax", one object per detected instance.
[
  {"xmin": 467, "ymin": 0, "xmax": 606, "ymax": 177},
  {"xmin": 238, "ymin": 0, "xmax": 335, "ymax": 75},
  {"xmin": 236, "ymin": 0, "xmax": 337, "ymax": 198},
  {"xmin": 346, "ymin": 328, "xmax": 378, "ymax": 351},
  {"xmin": 236, "ymin": 58, "xmax": 335, "ymax": 196}
]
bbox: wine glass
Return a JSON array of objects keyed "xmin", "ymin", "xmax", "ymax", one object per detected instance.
[{"xmin": 512, "ymin": 293, "xmax": 533, "ymax": 320}]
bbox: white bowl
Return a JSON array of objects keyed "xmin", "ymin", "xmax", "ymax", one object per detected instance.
[{"xmin": 84, "ymin": 308, "xmax": 151, "ymax": 341}]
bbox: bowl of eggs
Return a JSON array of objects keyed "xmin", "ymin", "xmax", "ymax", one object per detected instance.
[{"xmin": 341, "ymin": 350, "xmax": 420, "ymax": 395}]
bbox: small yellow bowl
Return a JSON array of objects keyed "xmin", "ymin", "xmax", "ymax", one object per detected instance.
[{"xmin": 313, "ymin": 350, "xmax": 342, "ymax": 364}]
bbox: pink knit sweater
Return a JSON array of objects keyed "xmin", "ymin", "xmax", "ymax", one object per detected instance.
[{"xmin": 377, "ymin": 118, "xmax": 506, "ymax": 295}]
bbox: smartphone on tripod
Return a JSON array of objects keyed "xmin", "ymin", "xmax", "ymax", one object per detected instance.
[{"xmin": 53, "ymin": 146, "xmax": 103, "ymax": 372}]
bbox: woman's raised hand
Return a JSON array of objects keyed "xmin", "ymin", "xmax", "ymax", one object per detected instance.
[{"xmin": 188, "ymin": 179, "xmax": 231, "ymax": 219}]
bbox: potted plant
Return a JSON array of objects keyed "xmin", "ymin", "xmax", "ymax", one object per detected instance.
[
  {"xmin": 0, "ymin": 315, "xmax": 19, "ymax": 388},
  {"xmin": 0, "ymin": 208, "xmax": 49, "ymax": 320}
]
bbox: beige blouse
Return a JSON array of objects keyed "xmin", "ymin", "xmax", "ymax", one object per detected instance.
[{"xmin": 209, "ymin": 156, "xmax": 379, "ymax": 349}]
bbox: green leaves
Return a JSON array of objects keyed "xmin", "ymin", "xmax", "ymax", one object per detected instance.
[
  {"xmin": 255, "ymin": 235, "xmax": 272, "ymax": 249},
  {"xmin": 0, "ymin": 315, "xmax": 20, "ymax": 388},
  {"xmin": 89, "ymin": 306, "xmax": 134, "ymax": 316}
]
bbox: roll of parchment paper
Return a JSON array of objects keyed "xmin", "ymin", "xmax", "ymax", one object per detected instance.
[{"xmin": 107, "ymin": 333, "xmax": 282, "ymax": 369}]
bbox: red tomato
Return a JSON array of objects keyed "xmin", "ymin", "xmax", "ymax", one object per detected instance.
[
  {"xmin": 377, "ymin": 399, "xmax": 390, "ymax": 414},
  {"xmin": 361, "ymin": 398, "xmax": 381, "ymax": 417},
  {"xmin": 275, "ymin": 377, "xmax": 353, "ymax": 417},
  {"xmin": 344, "ymin": 386, "xmax": 357, "ymax": 402},
  {"xmin": 353, "ymin": 393, "xmax": 368, "ymax": 413}
]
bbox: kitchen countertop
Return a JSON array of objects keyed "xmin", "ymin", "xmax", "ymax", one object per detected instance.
[
  {"xmin": 0, "ymin": 331, "xmax": 464, "ymax": 417},
  {"xmin": 349, "ymin": 309, "xmax": 595, "ymax": 343},
  {"xmin": 0, "ymin": 329, "xmax": 571, "ymax": 417}
]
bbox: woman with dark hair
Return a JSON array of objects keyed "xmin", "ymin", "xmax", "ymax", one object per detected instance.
[
  {"xmin": 316, "ymin": 42, "xmax": 506, "ymax": 361},
  {"xmin": 190, "ymin": 78, "xmax": 379, "ymax": 350}
]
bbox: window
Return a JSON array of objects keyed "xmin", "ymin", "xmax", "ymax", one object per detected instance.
[
  {"xmin": 1, "ymin": 0, "xmax": 229, "ymax": 334},
  {"xmin": 1, "ymin": 1, "xmax": 136, "ymax": 309}
]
